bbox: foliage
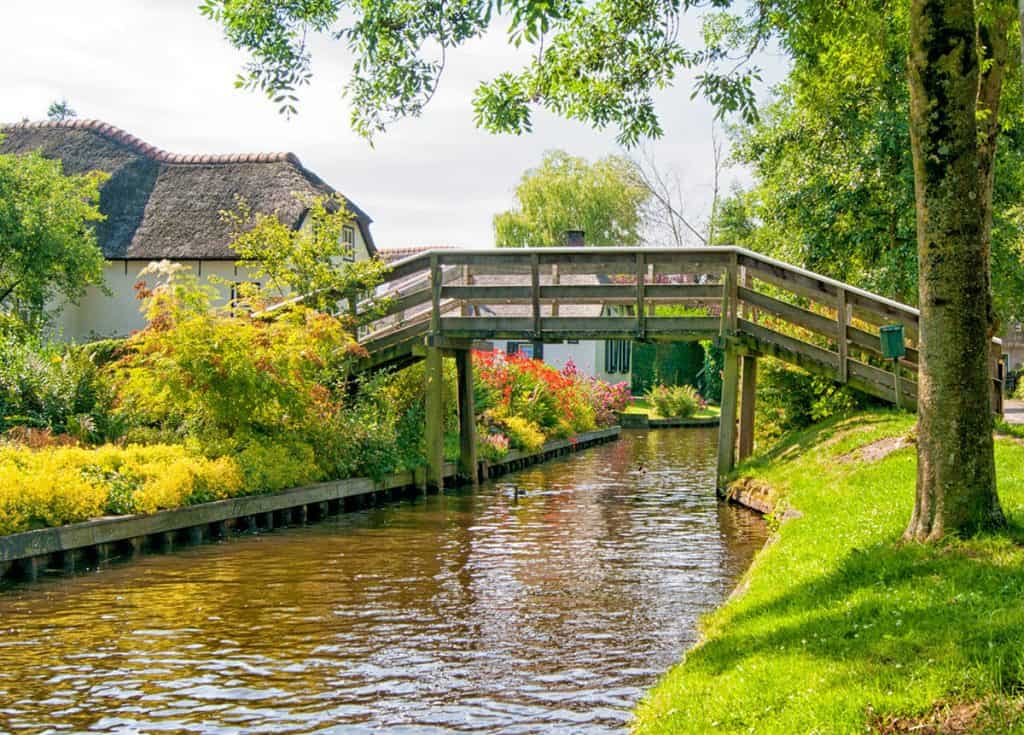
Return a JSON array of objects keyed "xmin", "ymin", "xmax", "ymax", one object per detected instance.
[
  {"xmin": 631, "ymin": 342, "xmax": 705, "ymax": 396},
  {"xmin": 710, "ymin": 0, "xmax": 1024, "ymax": 321},
  {"xmin": 201, "ymin": 0, "xmax": 763, "ymax": 144},
  {"xmin": 0, "ymin": 443, "xmax": 247, "ymax": 535},
  {"xmin": 755, "ymin": 360, "xmax": 870, "ymax": 442},
  {"xmin": 502, "ymin": 415, "xmax": 546, "ymax": 452},
  {"xmin": 477, "ymin": 432, "xmax": 511, "ymax": 461},
  {"xmin": 645, "ymin": 383, "xmax": 703, "ymax": 419},
  {"xmin": 0, "ymin": 336, "xmax": 122, "ymax": 443},
  {"xmin": 698, "ymin": 341, "xmax": 723, "ymax": 403},
  {"xmin": 0, "ymin": 143, "xmax": 107, "ymax": 330},
  {"xmin": 473, "ymin": 350, "xmax": 626, "ymax": 441},
  {"xmin": 46, "ymin": 99, "xmax": 76, "ymax": 122},
  {"xmin": 221, "ymin": 192, "xmax": 389, "ymax": 316},
  {"xmin": 635, "ymin": 412, "xmax": 1024, "ymax": 734},
  {"xmin": 493, "ymin": 151, "xmax": 650, "ymax": 247},
  {"xmin": 114, "ymin": 261, "xmax": 362, "ymax": 446}
]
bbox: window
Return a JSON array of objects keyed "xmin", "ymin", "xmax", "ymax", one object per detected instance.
[
  {"xmin": 342, "ymin": 225, "xmax": 356, "ymax": 262},
  {"xmin": 604, "ymin": 340, "xmax": 631, "ymax": 374},
  {"xmin": 508, "ymin": 341, "xmax": 534, "ymax": 359}
]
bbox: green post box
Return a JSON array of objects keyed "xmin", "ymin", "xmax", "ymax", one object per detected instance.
[
  {"xmin": 879, "ymin": 324, "xmax": 906, "ymax": 359},
  {"xmin": 880, "ymin": 324, "xmax": 905, "ymax": 409}
]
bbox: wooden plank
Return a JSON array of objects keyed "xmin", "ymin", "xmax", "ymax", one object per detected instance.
[
  {"xmin": 540, "ymin": 284, "xmax": 634, "ymax": 300},
  {"xmin": 438, "ymin": 252, "xmax": 532, "ymax": 267},
  {"xmin": 646, "ymin": 250, "xmax": 731, "ymax": 267},
  {"xmin": 536, "ymin": 251, "xmax": 637, "ymax": 266},
  {"xmin": 740, "ymin": 253, "xmax": 838, "ymax": 303},
  {"xmin": 442, "ymin": 285, "xmax": 533, "ymax": 300},
  {"xmin": 848, "ymin": 359, "xmax": 918, "ymax": 406},
  {"xmin": 738, "ymin": 287, "xmax": 838, "ymax": 339},
  {"xmin": 645, "ymin": 316, "xmax": 720, "ymax": 334},
  {"xmin": 847, "ymin": 290, "xmax": 919, "ymax": 337},
  {"xmin": 385, "ymin": 254, "xmax": 431, "ymax": 281},
  {"xmin": 541, "ymin": 317, "xmax": 637, "ymax": 332},
  {"xmin": 739, "ymin": 319, "xmax": 839, "ymax": 370},
  {"xmin": 645, "ymin": 284, "xmax": 723, "ymax": 300}
]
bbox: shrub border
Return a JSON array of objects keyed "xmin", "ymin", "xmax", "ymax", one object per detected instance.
[{"xmin": 0, "ymin": 427, "xmax": 620, "ymax": 585}]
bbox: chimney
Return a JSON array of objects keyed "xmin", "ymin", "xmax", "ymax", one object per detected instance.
[{"xmin": 564, "ymin": 229, "xmax": 585, "ymax": 247}]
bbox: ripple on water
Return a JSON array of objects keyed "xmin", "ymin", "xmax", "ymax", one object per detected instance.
[{"xmin": 0, "ymin": 428, "xmax": 765, "ymax": 734}]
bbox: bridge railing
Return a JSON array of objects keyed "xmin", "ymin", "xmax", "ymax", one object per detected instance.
[{"xmin": 357, "ymin": 246, "xmax": 1003, "ymax": 413}]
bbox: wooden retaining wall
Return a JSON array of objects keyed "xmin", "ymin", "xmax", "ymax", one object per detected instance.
[
  {"xmin": 0, "ymin": 427, "xmax": 620, "ymax": 586},
  {"xmin": 617, "ymin": 413, "xmax": 719, "ymax": 429}
]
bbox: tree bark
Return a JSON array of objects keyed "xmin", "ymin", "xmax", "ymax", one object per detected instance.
[{"xmin": 905, "ymin": 0, "xmax": 1005, "ymax": 540}]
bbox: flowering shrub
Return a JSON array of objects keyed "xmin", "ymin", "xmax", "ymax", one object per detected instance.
[
  {"xmin": 472, "ymin": 351, "xmax": 627, "ymax": 442},
  {"xmin": 478, "ymin": 432, "xmax": 510, "ymax": 461},
  {"xmin": 502, "ymin": 415, "xmax": 546, "ymax": 452},
  {"xmin": 0, "ymin": 443, "xmax": 251, "ymax": 535}
]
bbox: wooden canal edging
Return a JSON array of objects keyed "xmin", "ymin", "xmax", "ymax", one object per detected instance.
[
  {"xmin": 0, "ymin": 427, "xmax": 620, "ymax": 586},
  {"xmin": 352, "ymin": 246, "xmax": 1005, "ymax": 492},
  {"xmin": 617, "ymin": 413, "xmax": 720, "ymax": 429}
]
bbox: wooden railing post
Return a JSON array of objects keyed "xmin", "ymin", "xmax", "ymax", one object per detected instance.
[
  {"xmin": 837, "ymin": 287, "xmax": 849, "ymax": 383},
  {"xmin": 551, "ymin": 264, "xmax": 560, "ymax": 317},
  {"xmin": 530, "ymin": 253, "xmax": 541, "ymax": 339},
  {"xmin": 430, "ymin": 255, "xmax": 442, "ymax": 333},
  {"xmin": 636, "ymin": 252, "xmax": 646, "ymax": 340},
  {"xmin": 425, "ymin": 254, "xmax": 444, "ymax": 492}
]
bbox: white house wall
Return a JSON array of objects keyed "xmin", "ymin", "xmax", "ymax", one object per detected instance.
[{"xmin": 51, "ymin": 225, "xmax": 373, "ymax": 342}]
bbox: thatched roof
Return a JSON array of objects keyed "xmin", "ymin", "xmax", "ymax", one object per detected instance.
[{"xmin": 0, "ymin": 119, "xmax": 376, "ymax": 259}]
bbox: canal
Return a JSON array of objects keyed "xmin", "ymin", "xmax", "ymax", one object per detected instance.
[{"xmin": 0, "ymin": 428, "xmax": 767, "ymax": 734}]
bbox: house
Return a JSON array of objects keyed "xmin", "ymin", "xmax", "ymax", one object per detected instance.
[
  {"xmin": 378, "ymin": 244, "xmax": 633, "ymax": 384},
  {"xmin": 0, "ymin": 120, "xmax": 377, "ymax": 341}
]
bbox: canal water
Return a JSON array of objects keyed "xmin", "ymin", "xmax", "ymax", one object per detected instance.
[{"xmin": 0, "ymin": 428, "xmax": 766, "ymax": 734}]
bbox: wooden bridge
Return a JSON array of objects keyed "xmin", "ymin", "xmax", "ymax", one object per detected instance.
[{"xmin": 355, "ymin": 246, "xmax": 1004, "ymax": 490}]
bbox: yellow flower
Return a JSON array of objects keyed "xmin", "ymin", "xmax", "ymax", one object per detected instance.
[{"xmin": 50, "ymin": 354, "xmax": 63, "ymax": 364}]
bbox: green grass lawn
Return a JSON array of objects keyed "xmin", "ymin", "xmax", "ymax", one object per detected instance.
[
  {"xmin": 633, "ymin": 411, "xmax": 1024, "ymax": 734},
  {"xmin": 624, "ymin": 399, "xmax": 720, "ymax": 420}
]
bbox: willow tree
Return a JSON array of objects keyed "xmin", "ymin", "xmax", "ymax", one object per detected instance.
[
  {"xmin": 202, "ymin": 0, "xmax": 1015, "ymax": 539},
  {"xmin": 494, "ymin": 151, "xmax": 649, "ymax": 247}
]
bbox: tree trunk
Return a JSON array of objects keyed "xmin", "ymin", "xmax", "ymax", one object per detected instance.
[{"xmin": 905, "ymin": 0, "xmax": 1004, "ymax": 540}]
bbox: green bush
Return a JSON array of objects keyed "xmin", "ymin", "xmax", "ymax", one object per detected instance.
[
  {"xmin": 755, "ymin": 360, "xmax": 871, "ymax": 441},
  {"xmin": 646, "ymin": 383, "xmax": 701, "ymax": 418},
  {"xmin": 0, "ymin": 337, "xmax": 122, "ymax": 443}
]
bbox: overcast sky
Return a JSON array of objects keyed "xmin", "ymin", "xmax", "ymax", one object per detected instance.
[{"xmin": 1, "ymin": 1, "xmax": 786, "ymax": 250}]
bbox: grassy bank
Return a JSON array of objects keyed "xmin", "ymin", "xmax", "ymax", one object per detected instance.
[{"xmin": 634, "ymin": 411, "xmax": 1024, "ymax": 734}]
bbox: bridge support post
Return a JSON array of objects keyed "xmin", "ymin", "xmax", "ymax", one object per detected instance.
[
  {"xmin": 717, "ymin": 345, "xmax": 740, "ymax": 494},
  {"xmin": 455, "ymin": 349, "xmax": 477, "ymax": 484},
  {"xmin": 424, "ymin": 343, "xmax": 445, "ymax": 492},
  {"xmin": 738, "ymin": 354, "xmax": 758, "ymax": 461}
]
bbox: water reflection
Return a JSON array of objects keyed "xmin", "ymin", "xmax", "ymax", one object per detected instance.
[{"xmin": 0, "ymin": 428, "xmax": 766, "ymax": 734}]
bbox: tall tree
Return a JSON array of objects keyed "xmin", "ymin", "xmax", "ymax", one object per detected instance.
[
  {"xmin": 903, "ymin": 0, "xmax": 1012, "ymax": 538},
  {"xmin": 493, "ymin": 151, "xmax": 649, "ymax": 247},
  {"xmin": 202, "ymin": 0, "xmax": 1015, "ymax": 539},
  {"xmin": 0, "ymin": 144, "xmax": 106, "ymax": 332}
]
